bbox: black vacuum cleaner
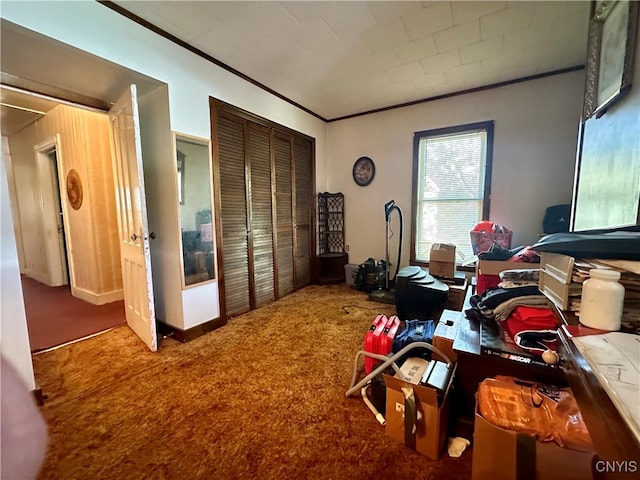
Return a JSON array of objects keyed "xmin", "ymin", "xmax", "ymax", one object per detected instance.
[
  {"xmin": 368, "ymin": 200, "xmax": 403, "ymax": 304},
  {"xmin": 369, "ymin": 199, "xmax": 449, "ymax": 316}
]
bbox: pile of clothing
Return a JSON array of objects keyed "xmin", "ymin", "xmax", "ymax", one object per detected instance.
[
  {"xmin": 467, "ymin": 269, "xmax": 558, "ymax": 356},
  {"xmin": 478, "ymin": 243, "xmax": 540, "ymax": 264}
]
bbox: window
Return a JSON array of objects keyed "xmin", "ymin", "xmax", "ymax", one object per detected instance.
[{"xmin": 411, "ymin": 121, "xmax": 494, "ymax": 265}]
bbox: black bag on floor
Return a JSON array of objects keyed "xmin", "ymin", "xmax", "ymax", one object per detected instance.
[{"xmin": 355, "ymin": 258, "xmax": 386, "ymax": 293}]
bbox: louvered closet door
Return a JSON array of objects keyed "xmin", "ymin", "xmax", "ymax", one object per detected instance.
[
  {"xmin": 217, "ymin": 114, "xmax": 250, "ymax": 316},
  {"xmin": 248, "ymin": 124, "xmax": 275, "ymax": 307},
  {"xmin": 274, "ymin": 133, "xmax": 294, "ymax": 296},
  {"xmin": 293, "ymin": 138, "xmax": 312, "ymax": 288}
]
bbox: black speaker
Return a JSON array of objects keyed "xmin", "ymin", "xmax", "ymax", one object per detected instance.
[{"xmin": 543, "ymin": 204, "xmax": 571, "ymax": 234}]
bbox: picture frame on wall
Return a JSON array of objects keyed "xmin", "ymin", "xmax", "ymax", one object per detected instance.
[{"xmin": 583, "ymin": 0, "xmax": 639, "ymax": 120}]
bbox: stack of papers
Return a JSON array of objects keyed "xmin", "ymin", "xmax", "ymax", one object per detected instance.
[{"xmin": 572, "ymin": 332, "xmax": 640, "ymax": 444}]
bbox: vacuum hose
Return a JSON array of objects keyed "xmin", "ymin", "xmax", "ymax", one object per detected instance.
[{"xmin": 345, "ymin": 341, "xmax": 452, "ymax": 398}]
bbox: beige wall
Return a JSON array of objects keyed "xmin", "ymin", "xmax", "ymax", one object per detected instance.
[
  {"xmin": 8, "ymin": 105, "xmax": 122, "ymax": 304},
  {"xmin": 327, "ymin": 70, "xmax": 584, "ymax": 267}
]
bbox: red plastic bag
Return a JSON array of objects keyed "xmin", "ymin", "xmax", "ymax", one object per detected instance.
[{"xmin": 470, "ymin": 222, "xmax": 512, "ymax": 255}]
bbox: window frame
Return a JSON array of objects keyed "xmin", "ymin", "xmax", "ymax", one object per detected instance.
[{"xmin": 410, "ymin": 120, "xmax": 495, "ymax": 267}]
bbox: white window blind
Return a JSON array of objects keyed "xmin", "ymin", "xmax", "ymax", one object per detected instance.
[{"xmin": 415, "ymin": 128, "xmax": 489, "ymax": 263}]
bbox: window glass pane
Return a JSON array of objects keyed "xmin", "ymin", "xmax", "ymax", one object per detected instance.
[
  {"xmin": 412, "ymin": 122, "xmax": 493, "ymax": 265},
  {"xmin": 415, "ymin": 200, "xmax": 482, "ymax": 262},
  {"xmin": 420, "ymin": 132, "xmax": 486, "ymax": 200}
]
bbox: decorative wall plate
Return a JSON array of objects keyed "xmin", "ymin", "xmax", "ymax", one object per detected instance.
[
  {"xmin": 352, "ymin": 156, "xmax": 375, "ymax": 186},
  {"xmin": 66, "ymin": 169, "xmax": 83, "ymax": 210}
]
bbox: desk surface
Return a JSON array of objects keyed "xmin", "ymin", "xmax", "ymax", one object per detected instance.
[{"xmin": 558, "ymin": 326, "xmax": 640, "ymax": 468}]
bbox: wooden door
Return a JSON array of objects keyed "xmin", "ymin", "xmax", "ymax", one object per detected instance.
[
  {"xmin": 274, "ymin": 133, "xmax": 294, "ymax": 297},
  {"xmin": 108, "ymin": 85, "xmax": 157, "ymax": 352},
  {"xmin": 248, "ymin": 123, "xmax": 275, "ymax": 307},
  {"xmin": 211, "ymin": 100, "xmax": 314, "ymax": 320},
  {"xmin": 216, "ymin": 113, "xmax": 250, "ymax": 316},
  {"xmin": 293, "ymin": 138, "xmax": 312, "ymax": 288}
]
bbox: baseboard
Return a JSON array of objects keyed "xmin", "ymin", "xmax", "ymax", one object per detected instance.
[
  {"xmin": 32, "ymin": 385, "xmax": 44, "ymax": 406},
  {"xmin": 71, "ymin": 287, "xmax": 124, "ymax": 305},
  {"xmin": 158, "ymin": 317, "xmax": 225, "ymax": 343},
  {"xmin": 24, "ymin": 270, "xmax": 50, "ymax": 286}
]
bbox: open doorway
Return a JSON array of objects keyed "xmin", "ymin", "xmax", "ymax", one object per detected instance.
[
  {"xmin": 33, "ymin": 137, "xmax": 68, "ymax": 287},
  {"xmin": 2, "ymin": 91, "xmax": 127, "ymax": 353}
]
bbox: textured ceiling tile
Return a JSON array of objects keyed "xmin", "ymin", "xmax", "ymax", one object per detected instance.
[
  {"xmin": 463, "ymin": 72, "xmax": 501, "ymax": 89},
  {"xmin": 287, "ymin": 17, "xmax": 342, "ymax": 55},
  {"xmin": 111, "ymin": 0, "xmax": 592, "ymax": 118},
  {"xmin": 460, "ymin": 36, "xmax": 503, "ymax": 64},
  {"xmin": 387, "ymin": 61, "xmax": 426, "ymax": 83},
  {"xmin": 419, "ymin": 71, "xmax": 448, "ymax": 87},
  {"xmin": 242, "ymin": 2, "xmax": 301, "ymax": 38},
  {"xmin": 394, "ymin": 36, "xmax": 438, "ymax": 64},
  {"xmin": 349, "ymin": 49, "xmax": 401, "ymax": 76},
  {"xmin": 420, "ymin": 49, "xmax": 461, "ymax": 73},
  {"xmin": 444, "ymin": 61, "xmax": 482, "ymax": 83},
  {"xmin": 401, "ymin": 2, "xmax": 453, "ymax": 40},
  {"xmin": 120, "ymin": 1, "xmax": 217, "ymax": 42},
  {"xmin": 361, "ymin": 19, "xmax": 411, "ymax": 53},
  {"xmin": 197, "ymin": 1, "xmax": 257, "ymax": 23},
  {"xmin": 481, "ymin": 50, "xmax": 523, "ymax": 73},
  {"xmin": 502, "ymin": 25, "xmax": 550, "ymax": 54},
  {"xmin": 451, "ymin": 1, "xmax": 507, "ymax": 25},
  {"xmin": 366, "ymin": 1, "xmax": 425, "ymax": 25},
  {"xmin": 280, "ymin": 1, "xmax": 337, "ymax": 23},
  {"xmin": 480, "ymin": 3, "xmax": 535, "ymax": 40},
  {"xmin": 323, "ymin": 2, "xmax": 377, "ymax": 40},
  {"xmin": 434, "ymin": 20, "xmax": 480, "ymax": 53}
]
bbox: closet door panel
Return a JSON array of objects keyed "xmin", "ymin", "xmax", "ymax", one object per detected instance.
[
  {"xmin": 274, "ymin": 134, "xmax": 294, "ymax": 296},
  {"xmin": 217, "ymin": 115, "xmax": 250, "ymax": 316},
  {"xmin": 294, "ymin": 138, "xmax": 312, "ymax": 288},
  {"xmin": 248, "ymin": 124, "xmax": 275, "ymax": 307}
]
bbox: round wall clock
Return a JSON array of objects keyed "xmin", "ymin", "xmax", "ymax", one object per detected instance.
[
  {"xmin": 66, "ymin": 169, "xmax": 83, "ymax": 210},
  {"xmin": 352, "ymin": 156, "xmax": 375, "ymax": 187}
]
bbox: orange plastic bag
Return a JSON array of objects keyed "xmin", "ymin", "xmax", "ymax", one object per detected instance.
[{"xmin": 477, "ymin": 376, "xmax": 593, "ymax": 451}]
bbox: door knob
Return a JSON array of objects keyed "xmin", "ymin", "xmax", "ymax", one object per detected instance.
[
  {"xmin": 131, "ymin": 233, "xmax": 138, "ymax": 241},
  {"xmin": 149, "ymin": 232, "xmax": 156, "ymax": 240}
]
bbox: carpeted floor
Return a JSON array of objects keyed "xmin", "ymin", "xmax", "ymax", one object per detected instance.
[
  {"xmin": 33, "ymin": 284, "xmax": 472, "ymax": 479},
  {"xmin": 22, "ymin": 276, "xmax": 126, "ymax": 352}
]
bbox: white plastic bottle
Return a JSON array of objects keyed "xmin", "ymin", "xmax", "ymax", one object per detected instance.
[{"xmin": 579, "ymin": 268, "xmax": 625, "ymax": 331}]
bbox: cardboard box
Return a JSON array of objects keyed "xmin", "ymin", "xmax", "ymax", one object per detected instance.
[
  {"xmin": 383, "ymin": 363, "xmax": 456, "ymax": 460},
  {"xmin": 475, "ymin": 260, "xmax": 539, "ymax": 295},
  {"xmin": 433, "ymin": 310, "xmax": 462, "ymax": 362},
  {"xmin": 444, "ymin": 277, "xmax": 468, "ymax": 311},
  {"xmin": 472, "ymin": 405, "xmax": 594, "ymax": 480},
  {"xmin": 430, "ymin": 243, "xmax": 456, "ymax": 279},
  {"xmin": 476, "ymin": 260, "xmax": 535, "ymax": 276}
]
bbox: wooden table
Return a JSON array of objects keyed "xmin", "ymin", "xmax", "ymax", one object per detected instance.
[{"xmin": 557, "ymin": 325, "xmax": 640, "ymax": 479}]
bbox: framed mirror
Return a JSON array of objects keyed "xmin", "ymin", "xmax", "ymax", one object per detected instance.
[{"xmin": 174, "ymin": 133, "xmax": 216, "ymax": 287}]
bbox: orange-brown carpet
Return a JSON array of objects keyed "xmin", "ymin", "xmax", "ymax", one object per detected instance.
[{"xmin": 33, "ymin": 284, "xmax": 472, "ymax": 479}]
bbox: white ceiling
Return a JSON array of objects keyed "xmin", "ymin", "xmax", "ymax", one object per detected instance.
[{"xmin": 113, "ymin": 0, "xmax": 591, "ymax": 120}]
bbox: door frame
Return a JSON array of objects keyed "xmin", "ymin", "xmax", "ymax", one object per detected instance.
[{"xmin": 33, "ymin": 135, "xmax": 70, "ymax": 287}]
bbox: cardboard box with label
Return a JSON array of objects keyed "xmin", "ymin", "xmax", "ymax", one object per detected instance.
[
  {"xmin": 472, "ymin": 405, "xmax": 594, "ymax": 480},
  {"xmin": 430, "ymin": 243, "xmax": 456, "ymax": 279},
  {"xmin": 383, "ymin": 358, "xmax": 456, "ymax": 460}
]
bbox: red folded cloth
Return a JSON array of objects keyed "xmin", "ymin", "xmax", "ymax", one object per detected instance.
[{"xmin": 504, "ymin": 306, "xmax": 557, "ymax": 338}]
